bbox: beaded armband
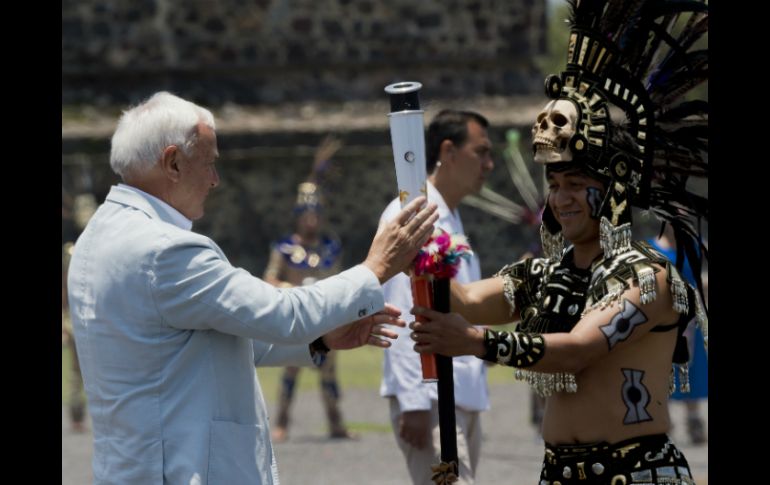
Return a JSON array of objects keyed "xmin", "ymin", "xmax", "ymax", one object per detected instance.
[{"xmin": 482, "ymin": 328, "xmax": 546, "ymax": 368}]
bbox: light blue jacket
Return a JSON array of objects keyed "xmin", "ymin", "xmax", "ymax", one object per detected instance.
[{"xmin": 68, "ymin": 185, "xmax": 384, "ymax": 484}]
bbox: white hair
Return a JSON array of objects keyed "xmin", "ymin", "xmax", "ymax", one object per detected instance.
[{"xmin": 109, "ymin": 91, "xmax": 216, "ymax": 178}]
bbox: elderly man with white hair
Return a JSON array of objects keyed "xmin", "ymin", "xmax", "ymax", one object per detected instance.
[{"xmin": 67, "ymin": 91, "xmax": 438, "ymax": 484}]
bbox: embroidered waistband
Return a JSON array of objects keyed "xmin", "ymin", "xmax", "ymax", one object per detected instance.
[{"xmin": 540, "ymin": 434, "xmax": 695, "ymax": 484}]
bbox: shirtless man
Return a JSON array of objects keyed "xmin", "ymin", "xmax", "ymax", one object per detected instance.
[
  {"xmin": 409, "ymin": 163, "xmax": 704, "ymax": 484},
  {"xmin": 409, "ymin": 1, "xmax": 708, "ymax": 481}
]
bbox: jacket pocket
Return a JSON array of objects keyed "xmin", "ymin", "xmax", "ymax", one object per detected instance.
[{"xmin": 207, "ymin": 420, "xmax": 271, "ymax": 485}]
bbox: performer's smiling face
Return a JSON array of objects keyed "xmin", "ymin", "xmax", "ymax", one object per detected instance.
[{"xmin": 546, "ymin": 168, "xmax": 605, "ymax": 245}]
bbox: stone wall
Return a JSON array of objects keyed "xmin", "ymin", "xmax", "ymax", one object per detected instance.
[{"xmin": 62, "ymin": 0, "xmax": 547, "ymax": 105}]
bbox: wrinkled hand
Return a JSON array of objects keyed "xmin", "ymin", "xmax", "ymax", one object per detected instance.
[
  {"xmin": 323, "ymin": 304, "xmax": 406, "ymax": 350},
  {"xmin": 399, "ymin": 410, "xmax": 432, "ymax": 449},
  {"xmin": 409, "ymin": 306, "xmax": 486, "ymax": 357},
  {"xmin": 364, "ymin": 196, "xmax": 439, "ymax": 284}
]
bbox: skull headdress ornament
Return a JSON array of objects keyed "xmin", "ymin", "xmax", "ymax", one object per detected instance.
[
  {"xmin": 536, "ymin": 0, "xmax": 709, "ymax": 301},
  {"xmin": 532, "ymin": 99, "xmax": 579, "ymax": 164}
]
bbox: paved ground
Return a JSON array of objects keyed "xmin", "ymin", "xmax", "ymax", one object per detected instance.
[{"xmin": 63, "ymin": 383, "xmax": 707, "ymax": 484}]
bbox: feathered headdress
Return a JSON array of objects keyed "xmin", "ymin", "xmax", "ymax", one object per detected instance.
[{"xmin": 535, "ymin": 0, "xmax": 708, "ymax": 303}]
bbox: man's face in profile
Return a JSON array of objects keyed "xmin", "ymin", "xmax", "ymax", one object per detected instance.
[{"xmin": 175, "ymin": 123, "xmax": 220, "ymax": 220}]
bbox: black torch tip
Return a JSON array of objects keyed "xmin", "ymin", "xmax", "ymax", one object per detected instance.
[{"xmin": 385, "ymin": 82, "xmax": 422, "ymax": 112}]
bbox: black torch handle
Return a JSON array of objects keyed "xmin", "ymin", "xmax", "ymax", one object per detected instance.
[{"xmin": 432, "ymin": 277, "xmax": 458, "ymax": 472}]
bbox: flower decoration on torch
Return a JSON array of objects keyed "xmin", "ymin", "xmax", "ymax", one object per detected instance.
[{"xmin": 414, "ymin": 229, "xmax": 473, "ymax": 280}]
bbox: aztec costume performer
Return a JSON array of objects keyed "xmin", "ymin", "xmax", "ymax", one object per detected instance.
[
  {"xmin": 264, "ymin": 136, "xmax": 356, "ymax": 442},
  {"xmin": 409, "ymin": 0, "xmax": 708, "ymax": 483}
]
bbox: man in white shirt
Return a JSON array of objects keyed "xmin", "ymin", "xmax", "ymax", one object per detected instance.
[
  {"xmin": 67, "ymin": 91, "xmax": 438, "ymax": 484},
  {"xmin": 379, "ymin": 109, "xmax": 494, "ymax": 484}
]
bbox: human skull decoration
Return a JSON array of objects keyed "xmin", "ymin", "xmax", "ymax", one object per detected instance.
[{"xmin": 532, "ymin": 99, "xmax": 579, "ymax": 163}]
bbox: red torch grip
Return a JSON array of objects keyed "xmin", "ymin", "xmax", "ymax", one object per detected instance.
[{"xmin": 411, "ymin": 277, "xmax": 438, "ymax": 382}]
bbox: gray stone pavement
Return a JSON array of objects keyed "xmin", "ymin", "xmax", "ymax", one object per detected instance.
[{"xmin": 63, "ymin": 383, "xmax": 707, "ymax": 484}]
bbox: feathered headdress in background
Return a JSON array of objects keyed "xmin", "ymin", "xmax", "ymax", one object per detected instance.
[{"xmin": 294, "ymin": 135, "xmax": 344, "ymax": 213}]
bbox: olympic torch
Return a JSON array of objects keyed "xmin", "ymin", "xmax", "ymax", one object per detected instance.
[
  {"xmin": 384, "ymin": 81, "xmax": 428, "ymax": 208},
  {"xmin": 385, "ymin": 82, "xmax": 460, "ymax": 484},
  {"xmin": 384, "ymin": 81, "xmax": 436, "ymax": 382}
]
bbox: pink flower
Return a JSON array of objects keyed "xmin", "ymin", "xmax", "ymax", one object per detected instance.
[
  {"xmin": 435, "ymin": 232, "xmax": 451, "ymax": 252},
  {"xmin": 412, "ymin": 228, "xmax": 473, "ymax": 278}
]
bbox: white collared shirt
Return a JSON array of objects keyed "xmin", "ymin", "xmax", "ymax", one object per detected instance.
[
  {"xmin": 118, "ymin": 183, "xmax": 193, "ymax": 231},
  {"xmin": 379, "ymin": 182, "xmax": 490, "ymax": 413}
]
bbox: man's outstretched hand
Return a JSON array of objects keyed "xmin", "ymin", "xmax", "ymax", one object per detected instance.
[
  {"xmin": 323, "ymin": 303, "xmax": 405, "ymax": 350},
  {"xmin": 363, "ymin": 196, "xmax": 438, "ymax": 284}
]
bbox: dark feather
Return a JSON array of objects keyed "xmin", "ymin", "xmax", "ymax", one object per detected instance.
[
  {"xmin": 600, "ymin": 0, "xmax": 646, "ymax": 40},
  {"xmin": 657, "ymin": 100, "xmax": 708, "ymax": 122},
  {"xmin": 676, "ymin": 13, "xmax": 708, "ymax": 53},
  {"xmin": 655, "ymin": 68, "xmax": 708, "ymax": 106}
]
